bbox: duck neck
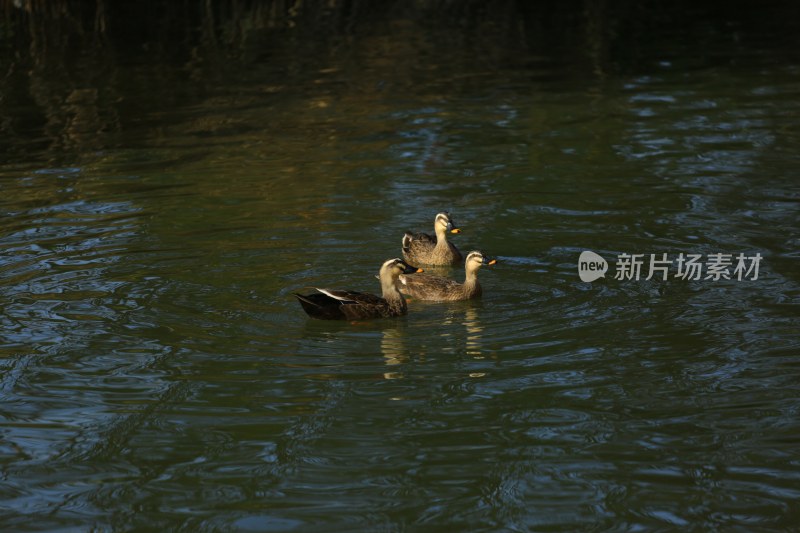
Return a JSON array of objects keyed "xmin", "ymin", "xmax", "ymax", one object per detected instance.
[
  {"xmin": 382, "ymin": 277, "xmax": 407, "ymax": 309},
  {"xmin": 434, "ymin": 226, "xmax": 449, "ymax": 247},
  {"xmin": 463, "ymin": 267, "xmax": 481, "ymax": 295},
  {"xmin": 464, "ymin": 267, "xmax": 479, "ymax": 285}
]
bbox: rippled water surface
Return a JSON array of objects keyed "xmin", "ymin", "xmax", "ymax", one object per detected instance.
[{"xmin": 2, "ymin": 8, "xmax": 800, "ymax": 531}]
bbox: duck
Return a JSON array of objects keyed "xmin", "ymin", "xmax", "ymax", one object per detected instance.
[
  {"xmin": 294, "ymin": 258, "xmax": 423, "ymax": 320},
  {"xmin": 398, "ymin": 250, "xmax": 496, "ymax": 301},
  {"xmin": 402, "ymin": 212, "xmax": 463, "ymax": 266}
]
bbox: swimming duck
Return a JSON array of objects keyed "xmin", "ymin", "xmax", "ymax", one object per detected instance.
[
  {"xmin": 402, "ymin": 212, "xmax": 463, "ymax": 266},
  {"xmin": 398, "ymin": 250, "xmax": 496, "ymax": 301},
  {"xmin": 295, "ymin": 258, "xmax": 422, "ymax": 320}
]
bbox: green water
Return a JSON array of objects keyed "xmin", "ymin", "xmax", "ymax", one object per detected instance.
[{"xmin": 2, "ymin": 6, "xmax": 800, "ymax": 531}]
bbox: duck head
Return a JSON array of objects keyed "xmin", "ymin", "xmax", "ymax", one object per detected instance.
[{"xmin": 435, "ymin": 212, "xmax": 461, "ymax": 235}]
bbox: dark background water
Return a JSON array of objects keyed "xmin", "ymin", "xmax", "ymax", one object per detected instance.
[{"xmin": 1, "ymin": 1, "xmax": 799, "ymax": 531}]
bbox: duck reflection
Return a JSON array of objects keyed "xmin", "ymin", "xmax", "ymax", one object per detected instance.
[
  {"xmin": 381, "ymin": 326, "xmax": 408, "ymax": 380},
  {"xmin": 378, "ymin": 302, "xmax": 490, "ymax": 380},
  {"xmin": 437, "ymin": 302, "xmax": 486, "ymax": 358},
  {"xmin": 463, "ymin": 305, "xmax": 484, "ymax": 358}
]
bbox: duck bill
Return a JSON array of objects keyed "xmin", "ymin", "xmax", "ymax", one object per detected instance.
[{"xmin": 402, "ymin": 262, "xmax": 423, "ymax": 274}]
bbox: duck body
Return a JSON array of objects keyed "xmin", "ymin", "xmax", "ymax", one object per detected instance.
[
  {"xmin": 398, "ymin": 250, "xmax": 495, "ymax": 302},
  {"xmin": 399, "ymin": 274, "xmax": 482, "ymax": 301},
  {"xmin": 295, "ymin": 259, "xmax": 421, "ymax": 320},
  {"xmin": 295, "ymin": 289, "xmax": 407, "ymax": 320},
  {"xmin": 402, "ymin": 212, "xmax": 462, "ymax": 266}
]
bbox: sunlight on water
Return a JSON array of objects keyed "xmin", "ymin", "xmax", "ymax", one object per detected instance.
[{"xmin": 2, "ymin": 9, "xmax": 800, "ymax": 531}]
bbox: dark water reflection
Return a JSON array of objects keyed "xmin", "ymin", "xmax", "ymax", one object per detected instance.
[{"xmin": 2, "ymin": 6, "xmax": 800, "ymax": 531}]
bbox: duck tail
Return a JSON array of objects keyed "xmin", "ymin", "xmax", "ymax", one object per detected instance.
[
  {"xmin": 294, "ymin": 293, "xmax": 319, "ymax": 307},
  {"xmin": 402, "ymin": 231, "xmax": 413, "ymax": 252}
]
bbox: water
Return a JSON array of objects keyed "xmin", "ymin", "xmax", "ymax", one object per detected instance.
[{"xmin": 2, "ymin": 7, "xmax": 800, "ymax": 531}]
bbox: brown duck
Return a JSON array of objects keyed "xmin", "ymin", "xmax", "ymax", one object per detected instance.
[
  {"xmin": 398, "ymin": 251, "xmax": 496, "ymax": 301},
  {"xmin": 401, "ymin": 212, "xmax": 463, "ymax": 266},
  {"xmin": 295, "ymin": 258, "xmax": 422, "ymax": 320}
]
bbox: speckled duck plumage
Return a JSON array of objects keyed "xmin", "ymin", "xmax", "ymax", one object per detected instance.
[
  {"xmin": 398, "ymin": 251, "xmax": 496, "ymax": 301},
  {"xmin": 295, "ymin": 258, "xmax": 422, "ymax": 320},
  {"xmin": 401, "ymin": 212, "xmax": 463, "ymax": 266}
]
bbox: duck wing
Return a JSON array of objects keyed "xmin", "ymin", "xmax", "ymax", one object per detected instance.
[
  {"xmin": 402, "ymin": 231, "xmax": 436, "ymax": 253},
  {"xmin": 296, "ymin": 288, "xmax": 390, "ymax": 320},
  {"xmin": 314, "ymin": 288, "xmax": 362, "ymax": 303},
  {"xmin": 323, "ymin": 289, "xmax": 391, "ymax": 320},
  {"xmin": 398, "ymin": 273, "xmax": 462, "ymax": 300},
  {"xmin": 294, "ymin": 292, "xmax": 349, "ymax": 320},
  {"xmin": 319, "ymin": 288, "xmax": 391, "ymax": 305}
]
